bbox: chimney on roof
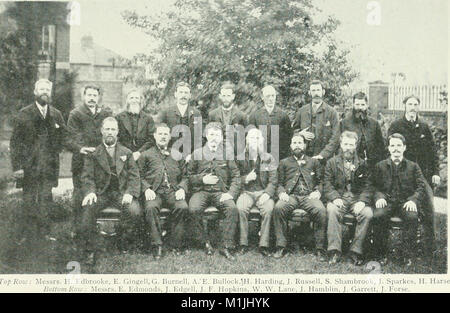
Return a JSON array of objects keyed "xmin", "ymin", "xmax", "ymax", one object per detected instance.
[{"xmin": 81, "ymin": 35, "xmax": 93, "ymax": 50}]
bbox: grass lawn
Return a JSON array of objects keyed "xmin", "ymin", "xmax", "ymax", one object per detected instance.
[{"xmin": 0, "ymin": 194, "xmax": 447, "ymax": 274}]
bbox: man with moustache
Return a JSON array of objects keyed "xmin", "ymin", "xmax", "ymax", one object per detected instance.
[
  {"xmin": 292, "ymin": 80, "xmax": 340, "ymax": 162},
  {"xmin": 159, "ymin": 82, "xmax": 202, "ymax": 160},
  {"xmin": 368, "ymin": 133, "xmax": 426, "ymax": 265},
  {"xmin": 236, "ymin": 128, "xmax": 278, "ymax": 256},
  {"xmin": 80, "ymin": 117, "xmax": 141, "ymax": 265},
  {"xmin": 208, "ymin": 82, "xmax": 247, "ymax": 156},
  {"xmin": 138, "ymin": 123, "xmax": 189, "ymax": 259},
  {"xmin": 10, "ymin": 79, "xmax": 70, "ymax": 240},
  {"xmin": 116, "ymin": 89, "xmax": 155, "ymax": 160},
  {"xmin": 388, "ymin": 95, "xmax": 440, "ymax": 257},
  {"xmin": 272, "ymin": 132, "xmax": 327, "ymax": 260},
  {"xmin": 67, "ymin": 85, "xmax": 113, "ymax": 237},
  {"xmin": 339, "ymin": 92, "xmax": 385, "ymax": 170},
  {"xmin": 324, "ymin": 131, "xmax": 373, "ymax": 265},
  {"xmin": 248, "ymin": 85, "xmax": 293, "ymax": 161},
  {"xmin": 187, "ymin": 122, "xmax": 240, "ymax": 260}
]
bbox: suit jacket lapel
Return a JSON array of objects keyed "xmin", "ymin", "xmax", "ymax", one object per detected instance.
[
  {"xmin": 115, "ymin": 144, "xmax": 126, "ymax": 176},
  {"xmin": 121, "ymin": 113, "xmax": 133, "ymax": 137},
  {"xmin": 298, "ymin": 158, "xmax": 311, "ymax": 190},
  {"xmin": 95, "ymin": 145, "xmax": 111, "ymax": 175},
  {"xmin": 230, "ymin": 106, "xmax": 237, "ymax": 124},
  {"xmin": 136, "ymin": 113, "xmax": 146, "ymax": 137}
]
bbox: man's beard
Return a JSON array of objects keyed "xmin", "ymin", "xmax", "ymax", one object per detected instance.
[
  {"xmin": 35, "ymin": 94, "xmax": 50, "ymax": 106},
  {"xmin": 128, "ymin": 104, "xmax": 140, "ymax": 114},
  {"xmin": 104, "ymin": 136, "xmax": 116, "ymax": 146},
  {"xmin": 343, "ymin": 149, "xmax": 355, "ymax": 160},
  {"xmin": 312, "ymin": 96, "xmax": 322, "ymax": 104},
  {"xmin": 353, "ymin": 108, "xmax": 367, "ymax": 121},
  {"xmin": 222, "ymin": 101, "xmax": 232, "ymax": 109},
  {"xmin": 291, "ymin": 147, "xmax": 304, "ymax": 158}
]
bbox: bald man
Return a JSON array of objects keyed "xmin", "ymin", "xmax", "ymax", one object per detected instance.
[{"xmin": 248, "ymin": 85, "xmax": 292, "ymax": 161}]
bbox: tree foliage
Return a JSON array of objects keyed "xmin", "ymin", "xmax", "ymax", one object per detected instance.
[{"xmin": 122, "ymin": 0, "xmax": 358, "ymax": 113}]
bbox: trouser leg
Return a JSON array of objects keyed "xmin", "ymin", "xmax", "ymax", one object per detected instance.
[
  {"xmin": 120, "ymin": 198, "xmax": 143, "ymax": 248},
  {"xmin": 350, "ymin": 205, "xmax": 373, "ymax": 255},
  {"xmin": 421, "ymin": 182, "xmax": 436, "ymax": 255},
  {"xmin": 80, "ymin": 195, "xmax": 110, "ymax": 253},
  {"xmin": 144, "ymin": 195, "xmax": 163, "ymax": 246},
  {"xmin": 257, "ymin": 197, "xmax": 274, "ymax": 248},
  {"xmin": 213, "ymin": 193, "xmax": 239, "ymax": 249},
  {"xmin": 398, "ymin": 209, "xmax": 419, "ymax": 259},
  {"xmin": 327, "ymin": 202, "xmax": 344, "ymax": 252},
  {"xmin": 273, "ymin": 196, "xmax": 297, "ymax": 248},
  {"xmin": 372, "ymin": 206, "xmax": 390, "ymax": 257},
  {"xmin": 298, "ymin": 197, "xmax": 327, "ymax": 251},
  {"xmin": 188, "ymin": 191, "xmax": 210, "ymax": 244},
  {"xmin": 236, "ymin": 192, "xmax": 254, "ymax": 246},
  {"xmin": 166, "ymin": 192, "xmax": 189, "ymax": 249}
]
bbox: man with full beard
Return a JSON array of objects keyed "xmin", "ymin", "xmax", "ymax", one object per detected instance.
[
  {"xmin": 80, "ymin": 117, "xmax": 141, "ymax": 265},
  {"xmin": 272, "ymin": 132, "xmax": 327, "ymax": 260},
  {"xmin": 10, "ymin": 79, "xmax": 70, "ymax": 240},
  {"xmin": 339, "ymin": 92, "xmax": 386, "ymax": 170},
  {"xmin": 324, "ymin": 131, "xmax": 373, "ymax": 265}
]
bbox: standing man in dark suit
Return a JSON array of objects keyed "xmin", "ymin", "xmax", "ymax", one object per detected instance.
[
  {"xmin": 138, "ymin": 123, "xmax": 189, "ymax": 259},
  {"xmin": 324, "ymin": 131, "xmax": 373, "ymax": 265},
  {"xmin": 292, "ymin": 80, "xmax": 340, "ymax": 162},
  {"xmin": 158, "ymin": 82, "xmax": 203, "ymax": 160},
  {"xmin": 248, "ymin": 85, "xmax": 292, "ymax": 161},
  {"xmin": 208, "ymin": 82, "xmax": 247, "ymax": 157},
  {"xmin": 272, "ymin": 132, "xmax": 327, "ymax": 260},
  {"xmin": 236, "ymin": 128, "xmax": 278, "ymax": 256},
  {"xmin": 187, "ymin": 122, "xmax": 240, "ymax": 260},
  {"xmin": 388, "ymin": 95, "xmax": 440, "ymax": 256},
  {"xmin": 369, "ymin": 133, "xmax": 426, "ymax": 265},
  {"xmin": 67, "ymin": 85, "xmax": 113, "ymax": 237},
  {"xmin": 10, "ymin": 79, "xmax": 70, "ymax": 240},
  {"xmin": 116, "ymin": 89, "xmax": 155, "ymax": 160},
  {"xmin": 339, "ymin": 92, "xmax": 386, "ymax": 170},
  {"xmin": 80, "ymin": 117, "xmax": 141, "ymax": 265}
]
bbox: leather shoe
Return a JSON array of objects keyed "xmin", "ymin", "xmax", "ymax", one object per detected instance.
[
  {"xmin": 316, "ymin": 249, "xmax": 327, "ymax": 262},
  {"xmin": 347, "ymin": 252, "xmax": 364, "ymax": 266},
  {"xmin": 205, "ymin": 242, "xmax": 214, "ymax": 256},
  {"xmin": 378, "ymin": 256, "xmax": 389, "ymax": 266},
  {"xmin": 273, "ymin": 247, "xmax": 287, "ymax": 259},
  {"xmin": 219, "ymin": 248, "xmax": 235, "ymax": 260},
  {"xmin": 154, "ymin": 245, "xmax": 163, "ymax": 260},
  {"xmin": 328, "ymin": 250, "xmax": 341, "ymax": 265},
  {"xmin": 259, "ymin": 247, "xmax": 271, "ymax": 257}
]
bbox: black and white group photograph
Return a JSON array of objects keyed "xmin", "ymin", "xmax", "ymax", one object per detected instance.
[{"xmin": 0, "ymin": 0, "xmax": 448, "ymax": 282}]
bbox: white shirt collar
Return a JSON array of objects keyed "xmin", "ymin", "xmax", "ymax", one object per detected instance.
[
  {"xmin": 104, "ymin": 141, "xmax": 117, "ymax": 149},
  {"xmin": 265, "ymin": 105, "xmax": 274, "ymax": 114},
  {"xmin": 312, "ymin": 102, "xmax": 323, "ymax": 112},
  {"xmin": 390, "ymin": 156, "xmax": 404, "ymax": 164},
  {"xmin": 222, "ymin": 104, "xmax": 234, "ymax": 112},
  {"xmin": 35, "ymin": 101, "xmax": 47, "ymax": 116},
  {"xmin": 176, "ymin": 103, "xmax": 188, "ymax": 117}
]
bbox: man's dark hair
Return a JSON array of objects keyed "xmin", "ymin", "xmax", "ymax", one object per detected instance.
[
  {"xmin": 309, "ymin": 79, "xmax": 325, "ymax": 89},
  {"xmin": 388, "ymin": 133, "xmax": 406, "ymax": 145},
  {"xmin": 353, "ymin": 92, "xmax": 368, "ymax": 103},
  {"xmin": 83, "ymin": 84, "xmax": 101, "ymax": 95},
  {"xmin": 402, "ymin": 95, "xmax": 421, "ymax": 105},
  {"xmin": 220, "ymin": 81, "xmax": 235, "ymax": 93}
]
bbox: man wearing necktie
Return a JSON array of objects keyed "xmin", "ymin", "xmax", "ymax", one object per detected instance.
[
  {"xmin": 137, "ymin": 123, "xmax": 189, "ymax": 259},
  {"xmin": 236, "ymin": 128, "xmax": 278, "ymax": 256},
  {"xmin": 388, "ymin": 95, "xmax": 440, "ymax": 257},
  {"xmin": 10, "ymin": 79, "xmax": 71, "ymax": 241},
  {"xmin": 116, "ymin": 89, "xmax": 155, "ymax": 161},
  {"xmin": 67, "ymin": 85, "xmax": 113, "ymax": 239},
  {"xmin": 80, "ymin": 117, "xmax": 141, "ymax": 266},
  {"xmin": 187, "ymin": 122, "xmax": 241, "ymax": 260},
  {"xmin": 272, "ymin": 131, "xmax": 327, "ymax": 260},
  {"xmin": 368, "ymin": 133, "xmax": 427, "ymax": 266},
  {"xmin": 324, "ymin": 131, "xmax": 373, "ymax": 265}
]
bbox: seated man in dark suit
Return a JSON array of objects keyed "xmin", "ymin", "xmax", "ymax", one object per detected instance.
[
  {"xmin": 187, "ymin": 122, "xmax": 240, "ymax": 260},
  {"xmin": 116, "ymin": 89, "xmax": 155, "ymax": 161},
  {"xmin": 236, "ymin": 128, "xmax": 278, "ymax": 256},
  {"xmin": 272, "ymin": 131, "xmax": 327, "ymax": 261},
  {"xmin": 137, "ymin": 123, "xmax": 189, "ymax": 259},
  {"xmin": 370, "ymin": 133, "xmax": 426, "ymax": 265},
  {"xmin": 80, "ymin": 117, "xmax": 142, "ymax": 265},
  {"xmin": 324, "ymin": 131, "xmax": 372, "ymax": 265}
]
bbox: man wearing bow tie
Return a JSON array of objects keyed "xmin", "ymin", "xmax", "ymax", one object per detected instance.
[
  {"xmin": 187, "ymin": 122, "xmax": 241, "ymax": 260},
  {"xmin": 80, "ymin": 117, "xmax": 141, "ymax": 265},
  {"xmin": 67, "ymin": 85, "xmax": 113, "ymax": 238},
  {"xmin": 388, "ymin": 95, "xmax": 440, "ymax": 257},
  {"xmin": 324, "ymin": 131, "xmax": 373, "ymax": 265},
  {"xmin": 137, "ymin": 123, "xmax": 189, "ymax": 259},
  {"xmin": 368, "ymin": 133, "xmax": 426, "ymax": 265},
  {"xmin": 272, "ymin": 132, "xmax": 327, "ymax": 260},
  {"xmin": 158, "ymin": 82, "xmax": 202, "ymax": 160},
  {"xmin": 10, "ymin": 79, "xmax": 70, "ymax": 240},
  {"xmin": 116, "ymin": 89, "xmax": 155, "ymax": 161},
  {"xmin": 236, "ymin": 128, "xmax": 278, "ymax": 256}
]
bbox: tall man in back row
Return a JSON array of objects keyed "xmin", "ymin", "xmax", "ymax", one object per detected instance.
[
  {"xmin": 292, "ymin": 80, "xmax": 340, "ymax": 162},
  {"xmin": 388, "ymin": 95, "xmax": 440, "ymax": 257}
]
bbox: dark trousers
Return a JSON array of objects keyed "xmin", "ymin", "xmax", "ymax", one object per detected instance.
[
  {"xmin": 188, "ymin": 191, "xmax": 239, "ymax": 249},
  {"xmin": 144, "ymin": 191, "xmax": 189, "ymax": 248},
  {"xmin": 372, "ymin": 202, "xmax": 419, "ymax": 258},
  {"xmin": 22, "ymin": 176, "xmax": 54, "ymax": 235},
  {"xmin": 72, "ymin": 171, "xmax": 83, "ymax": 234},
  {"xmin": 80, "ymin": 192, "xmax": 142, "ymax": 252},
  {"xmin": 273, "ymin": 195, "xmax": 327, "ymax": 250},
  {"xmin": 422, "ymin": 182, "xmax": 436, "ymax": 255}
]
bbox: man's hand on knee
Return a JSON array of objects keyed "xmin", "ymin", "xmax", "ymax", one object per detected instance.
[
  {"xmin": 353, "ymin": 201, "xmax": 366, "ymax": 215},
  {"xmin": 145, "ymin": 188, "xmax": 156, "ymax": 201},
  {"xmin": 403, "ymin": 200, "xmax": 417, "ymax": 212},
  {"xmin": 332, "ymin": 198, "xmax": 344, "ymax": 208},
  {"xmin": 82, "ymin": 193, "xmax": 97, "ymax": 206},
  {"xmin": 175, "ymin": 188, "xmax": 186, "ymax": 201},
  {"xmin": 220, "ymin": 193, "xmax": 233, "ymax": 202},
  {"xmin": 279, "ymin": 192, "xmax": 290, "ymax": 203},
  {"xmin": 122, "ymin": 193, "xmax": 133, "ymax": 205},
  {"xmin": 257, "ymin": 193, "xmax": 270, "ymax": 206}
]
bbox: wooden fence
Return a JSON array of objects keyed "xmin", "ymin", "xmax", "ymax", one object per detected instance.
[{"xmin": 388, "ymin": 85, "xmax": 447, "ymax": 112}]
